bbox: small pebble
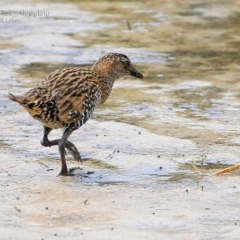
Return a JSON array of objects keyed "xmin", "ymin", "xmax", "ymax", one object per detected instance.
[
  {"xmin": 46, "ymin": 207, "xmax": 48, "ymax": 210},
  {"xmin": 159, "ymin": 167, "xmax": 162, "ymax": 170},
  {"xmin": 157, "ymin": 155, "xmax": 161, "ymax": 158},
  {"xmin": 186, "ymin": 189, "xmax": 188, "ymax": 194},
  {"xmin": 15, "ymin": 207, "xmax": 21, "ymax": 212}
]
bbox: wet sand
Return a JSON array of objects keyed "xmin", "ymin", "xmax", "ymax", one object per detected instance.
[{"xmin": 0, "ymin": 0, "xmax": 240, "ymax": 239}]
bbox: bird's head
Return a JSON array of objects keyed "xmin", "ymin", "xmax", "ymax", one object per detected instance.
[{"xmin": 91, "ymin": 53, "xmax": 143, "ymax": 80}]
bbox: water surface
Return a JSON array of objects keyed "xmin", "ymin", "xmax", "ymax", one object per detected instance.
[{"xmin": 0, "ymin": 0, "xmax": 240, "ymax": 239}]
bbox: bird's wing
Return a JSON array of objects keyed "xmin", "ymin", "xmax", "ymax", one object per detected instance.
[{"xmin": 50, "ymin": 69, "xmax": 103, "ymax": 125}]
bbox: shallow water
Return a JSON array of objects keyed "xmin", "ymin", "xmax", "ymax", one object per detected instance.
[{"xmin": 0, "ymin": 0, "xmax": 240, "ymax": 239}]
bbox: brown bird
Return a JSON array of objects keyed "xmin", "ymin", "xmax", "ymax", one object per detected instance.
[{"xmin": 9, "ymin": 53, "xmax": 143, "ymax": 176}]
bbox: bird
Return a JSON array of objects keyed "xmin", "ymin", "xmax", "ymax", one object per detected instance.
[{"xmin": 8, "ymin": 53, "xmax": 143, "ymax": 176}]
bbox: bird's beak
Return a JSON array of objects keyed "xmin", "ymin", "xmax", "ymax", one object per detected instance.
[{"xmin": 129, "ymin": 66, "xmax": 143, "ymax": 79}]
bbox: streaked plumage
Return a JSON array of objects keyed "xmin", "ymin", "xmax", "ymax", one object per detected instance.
[{"xmin": 9, "ymin": 53, "xmax": 143, "ymax": 176}]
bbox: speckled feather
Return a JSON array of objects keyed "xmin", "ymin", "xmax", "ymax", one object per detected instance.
[
  {"xmin": 10, "ymin": 68, "xmax": 103, "ymax": 129},
  {"xmin": 8, "ymin": 53, "xmax": 143, "ymax": 175},
  {"xmin": 9, "ymin": 53, "xmax": 143, "ymax": 131}
]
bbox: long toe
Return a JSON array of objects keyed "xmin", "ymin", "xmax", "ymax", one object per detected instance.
[
  {"xmin": 73, "ymin": 152, "xmax": 82, "ymax": 163},
  {"xmin": 69, "ymin": 166, "xmax": 82, "ymax": 173},
  {"xmin": 65, "ymin": 141, "xmax": 82, "ymax": 163},
  {"xmin": 58, "ymin": 167, "xmax": 81, "ymax": 176},
  {"xmin": 41, "ymin": 139, "xmax": 51, "ymax": 147},
  {"xmin": 58, "ymin": 170, "xmax": 74, "ymax": 176}
]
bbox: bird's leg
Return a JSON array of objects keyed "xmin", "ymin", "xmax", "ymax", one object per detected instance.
[
  {"xmin": 41, "ymin": 126, "xmax": 53, "ymax": 146},
  {"xmin": 58, "ymin": 136, "xmax": 69, "ymax": 176},
  {"xmin": 58, "ymin": 128, "xmax": 81, "ymax": 176},
  {"xmin": 41, "ymin": 126, "xmax": 81, "ymax": 162}
]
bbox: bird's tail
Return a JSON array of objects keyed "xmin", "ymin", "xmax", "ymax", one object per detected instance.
[
  {"xmin": 8, "ymin": 93, "xmax": 42, "ymax": 115},
  {"xmin": 8, "ymin": 93, "xmax": 25, "ymax": 105}
]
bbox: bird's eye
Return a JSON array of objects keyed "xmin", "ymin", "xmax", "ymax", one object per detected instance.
[{"xmin": 124, "ymin": 61, "xmax": 130, "ymax": 67}]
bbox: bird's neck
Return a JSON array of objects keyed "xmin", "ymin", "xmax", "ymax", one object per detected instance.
[
  {"xmin": 91, "ymin": 63, "xmax": 119, "ymax": 104},
  {"xmin": 99, "ymin": 75, "xmax": 116, "ymax": 105}
]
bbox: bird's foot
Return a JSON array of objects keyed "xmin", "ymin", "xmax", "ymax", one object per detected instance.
[
  {"xmin": 41, "ymin": 138, "xmax": 51, "ymax": 147},
  {"xmin": 58, "ymin": 166, "xmax": 82, "ymax": 176},
  {"xmin": 41, "ymin": 138, "xmax": 82, "ymax": 163},
  {"xmin": 69, "ymin": 166, "xmax": 82, "ymax": 173},
  {"xmin": 65, "ymin": 141, "xmax": 82, "ymax": 163},
  {"xmin": 58, "ymin": 171, "xmax": 74, "ymax": 177}
]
